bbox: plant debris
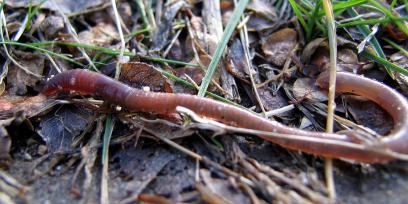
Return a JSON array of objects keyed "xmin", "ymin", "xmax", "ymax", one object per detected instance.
[{"xmin": 0, "ymin": 0, "xmax": 408, "ymax": 203}]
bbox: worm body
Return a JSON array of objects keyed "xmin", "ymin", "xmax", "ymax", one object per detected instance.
[{"xmin": 43, "ymin": 70, "xmax": 408, "ymax": 163}]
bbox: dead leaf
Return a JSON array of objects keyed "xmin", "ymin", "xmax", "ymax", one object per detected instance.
[
  {"xmin": 309, "ymin": 46, "xmax": 329, "ymax": 75},
  {"xmin": 186, "ymin": 14, "xmax": 219, "ymax": 64},
  {"xmin": 7, "ymin": 51, "xmax": 45, "ymax": 95},
  {"xmin": 145, "ymin": 155, "xmax": 195, "ymax": 197},
  {"xmin": 257, "ymin": 88, "xmax": 291, "ymax": 114},
  {"xmin": 138, "ymin": 118, "xmax": 195, "ymax": 140},
  {"xmin": 5, "ymin": 0, "xmax": 106, "ymax": 14},
  {"xmin": 121, "ymin": 62, "xmax": 172, "ymax": 93},
  {"xmin": 138, "ymin": 194, "xmax": 174, "ymax": 204},
  {"xmin": 245, "ymin": 0, "xmax": 278, "ymax": 31},
  {"xmin": 38, "ymin": 106, "xmax": 93, "ymax": 153},
  {"xmin": 173, "ymin": 67, "xmax": 204, "ymax": 94},
  {"xmin": 293, "ymin": 78, "xmax": 328, "ymax": 102},
  {"xmin": 152, "ymin": 1, "xmax": 186, "ymax": 50},
  {"xmin": 76, "ymin": 23, "xmax": 117, "ymax": 47},
  {"xmin": 385, "ymin": 23, "xmax": 408, "ymax": 41},
  {"xmin": 345, "ymin": 95, "xmax": 393, "ymax": 135},
  {"xmin": 301, "ymin": 38, "xmax": 326, "ymax": 64},
  {"xmin": 262, "ymin": 28, "xmax": 297, "ymax": 66},
  {"xmin": 39, "ymin": 15, "xmax": 65, "ymax": 39},
  {"xmin": 247, "ymin": 0, "xmax": 277, "ymax": 20},
  {"xmin": 225, "ymin": 39, "xmax": 250, "ymax": 82},
  {"xmin": 114, "ymin": 146, "xmax": 176, "ymax": 197},
  {"xmin": 389, "ymin": 52, "xmax": 408, "ymax": 95},
  {"xmin": 338, "ymin": 49, "xmax": 361, "ymax": 72}
]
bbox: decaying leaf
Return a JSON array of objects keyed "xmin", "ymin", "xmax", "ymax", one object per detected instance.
[
  {"xmin": 257, "ymin": 87, "xmax": 291, "ymax": 114},
  {"xmin": 113, "ymin": 146, "xmax": 176, "ymax": 198},
  {"xmin": 173, "ymin": 67, "xmax": 205, "ymax": 94},
  {"xmin": 38, "ymin": 106, "xmax": 93, "ymax": 153},
  {"xmin": 246, "ymin": 0, "xmax": 278, "ymax": 31},
  {"xmin": 5, "ymin": 0, "xmax": 106, "ymax": 14},
  {"xmin": 6, "ymin": 51, "xmax": 45, "ymax": 95},
  {"xmin": 152, "ymin": 1, "xmax": 186, "ymax": 50},
  {"xmin": 247, "ymin": 0, "xmax": 277, "ymax": 20},
  {"xmin": 136, "ymin": 118, "xmax": 195, "ymax": 140},
  {"xmin": 293, "ymin": 78, "xmax": 328, "ymax": 102},
  {"xmin": 262, "ymin": 28, "xmax": 298, "ymax": 66},
  {"xmin": 337, "ymin": 49, "xmax": 361, "ymax": 73},
  {"xmin": 309, "ymin": 46, "xmax": 330, "ymax": 75},
  {"xmin": 345, "ymin": 96, "xmax": 393, "ymax": 135},
  {"xmin": 225, "ymin": 38, "xmax": 250, "ymax": 82},
  {"xmin": 186, "ymin": 13, "xmax": 219, "ymax": 66},
  {"xmin": 301, "ymin": 38, "xmax": 326, "ymax": 64},
  {"xmin": 39, "ymin": 15, "xmax": 65, "ymax": 39},
  {"xmin": 121, "ymin": 62, "xmax": 172, "ymax": 93},
  {"xmin": 385, "ymin": 23, "xmax": 408, "ymax": 41},
  {"xmin": 145, "ymin": 155, "xmax": 195, "ymax": 197},
  {"xmin": 76, "ymin": 23, "xmax": 117, "ymax": 47},
  {"xmin": 390, "ymin": 52, "xmax": 408, "ymax": 95}
]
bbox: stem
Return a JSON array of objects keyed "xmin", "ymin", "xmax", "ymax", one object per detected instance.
[{"xmin": 322, "ymin": 0, "xmax": 337, "ymax": 201}]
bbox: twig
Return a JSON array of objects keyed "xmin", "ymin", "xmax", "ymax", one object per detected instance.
[{"xmin": 265, "ymin": 104, "xmax": 295, "ymax": 117}]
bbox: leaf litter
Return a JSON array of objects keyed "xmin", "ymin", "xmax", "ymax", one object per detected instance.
[{"xmin": 0, "ymin": 0, "xmax": 407, "ymax": 204}]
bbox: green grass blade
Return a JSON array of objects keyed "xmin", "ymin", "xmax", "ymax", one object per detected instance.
[
  {"xmin": 383, "ymin": 38, "xmax": 408, "ymax": 57},
  {"xmin": 361, "ymin": 50, "xmax": 408, "ymax": 76},
  {"xmin": 346, "ymin": 8, "xmax": 392, "ymax": 75},
  {"xmin": 102, "ymin": 115, "xmax": 114, "ymax": 164},
  {"xmin": 29, "ymin": 41, "xmax": 199, "ymax": 67},
  {"xmin": 289, "ymin": 0, "xmax": 309, "ymax": 33},
  {"xmin": 317, "ymin": 0, "xmax": 367, "ymax": 16},
  {"xmin": 0, "ymin": 41, "xmax": 84, "ymax": 66}
]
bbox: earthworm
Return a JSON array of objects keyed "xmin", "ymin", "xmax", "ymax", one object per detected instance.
[{"xmin": 42, "ymin": 69, "xmax": 408, "ymax": 163}]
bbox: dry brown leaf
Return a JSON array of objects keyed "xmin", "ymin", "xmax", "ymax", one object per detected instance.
[
  {"xmin": 39, "ymin": 15, "xmax": 65, "ymax": 39},
  {"xmin": 173, "ymin": 67, "xmax": 205, "ymax": 94},
  {"xmin": 338, "ymin": 49, "xmax": 361, "ymax": 72},
  {"xmin": 390, "ymin": 52, "xmax": 408, "ymax": 95},
  {"xmin": 301, "ymin": 38, "xmax": 326, "ymax": 64},
  {"xmin": 385, "ymin": 23, "xmax": 408, "ymax": 41},
  {"xmin": 121, "ymin": 62, "xmax": 173, "ymax": 93},
  {"xmin": 225, "ymin": 39, "xmax": 250, "ymax": 82},
  {"xmin": 345, "ymin": 95, "xmax": 393, "ymax": 135},
  {"xmin": 245, "ymin": 0, "xmax": 278, "ymax": 31},
  {"xmin": 293, "ymin": 78, "xmax": 328, "ymax": 102},
  {"xmin": 38, "ymin": 106, "xmax": 94, "ymax": 153},
  {"xmin": 262, "ymin": 28, "xmax": 297, "ymax": 66},
  {"xmin": 76, "ymin": 22, "xmax": 117, "ymax": 46},
  {"xmin": 6, "ymin": 51, "xmax": 45, "ymax": 95}
]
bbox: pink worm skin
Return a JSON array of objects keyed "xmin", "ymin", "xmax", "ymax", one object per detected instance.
[{"xmin": 42, "ymin": 70, "xmax": 408, "ymax": 163}]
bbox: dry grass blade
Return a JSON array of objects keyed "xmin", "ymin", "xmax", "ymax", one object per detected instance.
[
  {"xmin": 322, "ymin": 0, "xmax": 337, "ymax": 200},
  {"xmin": 110, "ymin": 0, "xmax": 126, "ymax": 79}
]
